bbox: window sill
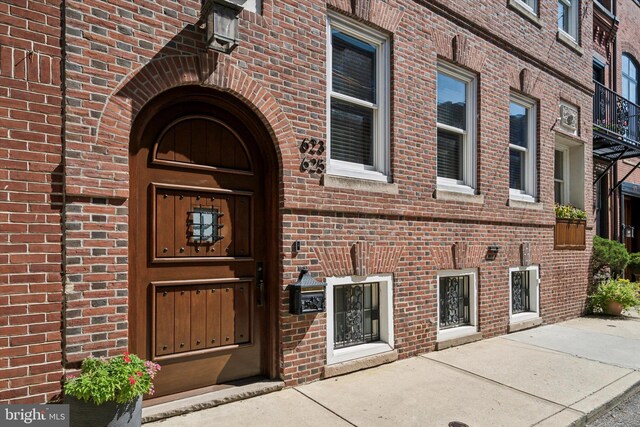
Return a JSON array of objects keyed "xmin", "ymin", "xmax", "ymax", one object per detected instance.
[
  {"xmin": 436, "ymin": 328, "xmax": 482, "ymax": 350},
  {"xmin": 508, "ymin": 0, "xmax": 542, "ymax": 27},
  {"xmin": 508, "ymin": 316, "xmax": 543, "ymax": 333},
  {"xmin": 434, "ymin": 189, "xmax": 484, "ymax": 204},
  {"xmin": 556, "ymin": 30, "xmax": 583, "ymax": 55},
  {"xmin": 508, "ymin": 197, "xmax": 543, "ymax": 210},
  {"xmin": 323, "ymin": 174, "xmax": 398, "ymax": 195},
  {"xmin": 328, "ymin": 342, "xmax": 394, "ymax": 366},
  {"xmin": 324, "ymin": 349, "xmax": 398, "ymax": 378}
]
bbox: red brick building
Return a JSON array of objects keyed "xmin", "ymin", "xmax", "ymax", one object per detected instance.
[
  {"xmin": 1, "ymin": 0, "xmax": 595, "ymax": 403},
  {"xmin": 593, "ymin": 0, "xmax": 640, "ymax": 255}
]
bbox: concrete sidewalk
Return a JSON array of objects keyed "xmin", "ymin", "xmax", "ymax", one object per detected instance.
[{"xmin": 146, "ymin": 314, "xmax": 640, "ymax": 427}]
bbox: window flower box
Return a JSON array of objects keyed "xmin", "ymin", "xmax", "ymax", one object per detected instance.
[{"xmin": 554, "ymin": 218, "xmax": 586, "ymax": 250}]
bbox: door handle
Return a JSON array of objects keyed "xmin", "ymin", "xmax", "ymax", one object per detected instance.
[{"xmin": 256, "ymin": 262, "xmax": 265, "ymax": 307}]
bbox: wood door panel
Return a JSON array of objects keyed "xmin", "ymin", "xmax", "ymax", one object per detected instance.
[
  {"xmin": 154, "ymin": 187, "xmax": 251, "ymax": 261},
  {"xmin": 220, "ymin": 286, "xmax": 235, "ymax": 346},
  {"xmin": 234, "ymin": 196, "xmax": 251, "ymax": 257},
  {"xmin": 206, "ymin": 286, "xmax": 221, "ymax": 348},
  {"xmin": 156, "ymin": 127, "xmax": 175, "ymax": 161},
  {"xmin": 155, "ymin": 289, "xmax": 175, "ymax": 356},
  {"xmin": 173, "ymin": 120, "xmax": 191, "ymax": 164},
  {"xmin": 156, "ymin": 191, "xmax": 174, "ymax": 258},
  {"xmin": 234, "ymin": 282, "xmax": 250, "ymax": 344},
  {"xmin": 190, "ymin": 287, "xmax": 207, "ymax": 350},
  {"xmin": 174, "ymin": 288, "xmax": 191, "ymax": 353}
]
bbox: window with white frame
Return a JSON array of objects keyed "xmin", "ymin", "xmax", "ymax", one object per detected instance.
[
  {"xmin": 558, "ymin": 0, "xmax": 579, "ymax": 41},
  {"xmin": 554, "ymin": 135, "xmax": 585, "ymax": 208},
  {"xmin": 326, "ymin": 274, "xmax": 394, "ymax": 365},
  {"xmin": 554, "ymin": 148, "xmax": 568, "ymax": 205},
  {"xmin": 509, "ymin": 266, "xmax": 540, "ymax": 322},
  {"xmin": 437, "ymin": 269, "xmax": 477, "ymax": 340},
  {"xmin": 437, "ymin": 63, "xmax": 477, "ymax": 193},
  {"xmin": 327, "ymin": 14, "xmax": 390, "ymax": 181},
  {"xmin": 509, "ymin": 94, "xmax": 537, "ymax": 201},
  {"xmin": 515, "ymin": 0, "xmax": 538, "ymax": 14},
  {"xmin": 622, "ymin": 53, "xmax": 639, "ymax": 104}
]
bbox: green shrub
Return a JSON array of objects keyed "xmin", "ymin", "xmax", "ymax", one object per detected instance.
[
  {"xmin": 628, "ymin": 253, "xmax": 640, "ymax": 276},
  {"xmin": 554, "ymin": 204, "xmax": 587, "ymax": 220},
  {"xmin": 65, "ymin": 353, "xmax": 161, "ymax": 405},
  {"xmin": 589, "ymin": 278, "xmax": 640, "ymax": 313},
  {"xmin": 592, "ymin": 236, "xmax": 630, "ymax": 278}
]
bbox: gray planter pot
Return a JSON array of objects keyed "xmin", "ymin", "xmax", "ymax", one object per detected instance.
[{"xmin": 65, "ymin": 395, "xmax": 142, "ymax": 427}]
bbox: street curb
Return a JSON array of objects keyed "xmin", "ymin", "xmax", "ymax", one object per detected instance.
[{"xmin": 572, "ymin": 377, "xmax": 640, "ymax": 427}]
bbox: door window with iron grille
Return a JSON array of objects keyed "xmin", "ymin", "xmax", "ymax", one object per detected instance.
[
  {"xmin": 334, "ymin": 283, "xmax": 380, "ymax": 349},
  {"xmin": 509, "ymin": 266, "xmax": 539, "ymax": 321}
]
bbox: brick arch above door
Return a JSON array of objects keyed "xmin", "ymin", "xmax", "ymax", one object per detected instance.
[{"xmin": 64, "ymin": 53, "xmax": 295, "ymax": 199}]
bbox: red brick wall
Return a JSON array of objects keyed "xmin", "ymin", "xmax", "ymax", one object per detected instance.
[
  {"xmin": 3, "ymin": 0, "xmax": 596, "ymax": 398},
  {"xmin": 0, "ymin": 0, "xmax": 63, "ymax": 403}
]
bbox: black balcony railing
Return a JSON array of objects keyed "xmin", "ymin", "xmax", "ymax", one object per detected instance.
[{"xmin": 593, "ymin": 81, "xmax": 640, "ymax": 149}]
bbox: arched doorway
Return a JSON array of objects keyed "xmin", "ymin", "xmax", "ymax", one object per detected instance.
[{"xmin": 129, "ymin": 86, "xmax": 279, "ymax": 398}]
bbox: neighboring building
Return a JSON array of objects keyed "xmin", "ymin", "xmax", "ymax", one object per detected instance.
[
  {"xmin": 1, "ymin": 0, "xmax": 594, "ymax": 403},
  {"xmin": 593, "ymin": 0, "xmax": 640, "ymax": 255}
]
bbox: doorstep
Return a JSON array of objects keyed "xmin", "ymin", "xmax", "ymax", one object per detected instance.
[
  {"xmin": 436, "ymin": 332, "xmax": 483, "ymax": 350},
  {"xmin": 141, "ymin": 379, "xmax": 285, "ymax": 423}
]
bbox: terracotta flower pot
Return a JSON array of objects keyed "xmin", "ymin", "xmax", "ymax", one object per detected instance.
[
  {"xmin": 65, "ymin": 395, "xmax": 142, "ymax": 427},
  {"xmin": 604, "ymin": 300, "xmax": 624, "ymax": 316}
]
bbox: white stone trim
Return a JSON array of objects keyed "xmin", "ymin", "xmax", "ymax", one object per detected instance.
[
  {"xmin": 326, "ymin": 274, "xmax": 394, "ymax": 365},
  {"xmin": 509, "ymin": 265, "xmax": 540, "ymax": 323},
  {"xmin": 436, "ymin": 269, "xmax": 478, "ymax": 342}
]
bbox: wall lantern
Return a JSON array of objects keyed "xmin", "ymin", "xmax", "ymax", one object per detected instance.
[
  {"xmin": 201, "ymin": 0, "xmax": 246, "ymax": 54},
  {"xmin": 623, "ymin": 224, "xmax": 635, "ymax": 239},
  {"xmin": 486, "ymin": 245, "xmax": 500, "ymax": 261},
  {"xmin": 289, "ymin": 268, "xmax": 327, "ymax": 315}
]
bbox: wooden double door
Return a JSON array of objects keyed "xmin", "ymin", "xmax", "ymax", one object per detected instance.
[{"xmin": 130, "ymin": 99, "xmax": 269, "ymax": 398}]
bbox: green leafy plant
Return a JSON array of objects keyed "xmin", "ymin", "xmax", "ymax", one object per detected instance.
[
  {"xmin": 589, "ymin": 278, "xmax": 640, "ymax": 313},
  {"xmin": 65, "ymin": 353, "xmax": 161, "ymax": 405},
  {"xmin": 554, "ymin": 204, "xmax": 587, "ymax": 220},
  {"xmin": 592, "ymin": 236, "xmax": 630, "ymax": 278},
  {"xmin": 628, "ymin": 253, "xmax": 640, "ymax": 276}
]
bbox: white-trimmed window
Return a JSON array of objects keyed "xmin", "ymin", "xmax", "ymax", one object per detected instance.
[
  {"xmin": 437, "ymin": 63, "xmax": 477, "ymax": 194},
  {"xmin": 326, "ymin": 274, "xmax": 394, "ymax": 365},
  {"xmin": 327, "ymin": 13, "xmax": 390, "ymax": 182},
  {"xmin": 554, "ymin": 147, "xmax": 569, "ymax": 205},
  {"xmin": 509, "ymin": 266, "xmax": 540, "ymax": 323},
  {"xmin": 623, "ymin": 53, "xmax": 639, "ymax": 104},
  {"xmin": 519, "ymin": 0, "xmax": 538, "ymax": 13},
  {"xmin": 509, "ymin": 94, "xmax": 537, "ymax": 202},
  {"xmin": 558, "ymin": 0, "xmax": 579, "ymax": 41},
  {"xmin": 554, "ymin": 135, "xmax": 585, "ymax": 208},
  {"xmin": 437, "ymin": 269, "xmax": 478, "ymax": 341}
]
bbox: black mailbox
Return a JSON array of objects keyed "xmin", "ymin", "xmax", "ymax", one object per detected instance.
[{"xmin": 289, "ymin": 268, "xmax": 327, "ymax": 315}]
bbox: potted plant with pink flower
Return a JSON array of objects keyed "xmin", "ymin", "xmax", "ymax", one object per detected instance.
[{"xmin": 64, "ymin": 352, "xmax": 161, "ymax": 427}]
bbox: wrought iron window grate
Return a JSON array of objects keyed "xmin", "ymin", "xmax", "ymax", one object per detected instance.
[
  {"xmin": 189, "ymin": 207, "xmax": 224, "ymax": 243},
  {"xmin": 439, "ymin": 275, "xmax": 470, "ymax": 329},
  {"xmin": 511, "ymin": 270, "xmax": 531, "ymax": 314},
  {"xmin": 334, "ymin": 283, "xmax": 379, "ymax": 349}
]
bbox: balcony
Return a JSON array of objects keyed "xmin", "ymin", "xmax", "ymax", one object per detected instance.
[{"xmin": 593, "ymin": 81, "xmax": 640, "ymax": 160}]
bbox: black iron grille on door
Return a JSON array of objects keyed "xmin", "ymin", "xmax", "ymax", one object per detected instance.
[
  {"xmin": 334, "ymin": 283, "xmax": 379, "ymax": 349},
  {"xmin": 511, "ymin": 270, "xmax": 531, "ymax": 314},
  {"xmin": 439, "ymin": 275, "xmax": 470, "ymax": 329}
]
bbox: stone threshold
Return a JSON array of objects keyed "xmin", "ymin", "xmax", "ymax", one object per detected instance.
[
  {"xmin": 508, "ymin": 317, "xmax": 543, "ymax": 333},
  {"xmin": 323, "ymin": 350, "xmax": 399, "ymax": 379},
  {"xmin": 436, "ymin": 332, "xmax": 483, "ymax": 350},
  {"xmin": 142, "ymin": 379, "xmax": 285, "ymax": 423}
]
